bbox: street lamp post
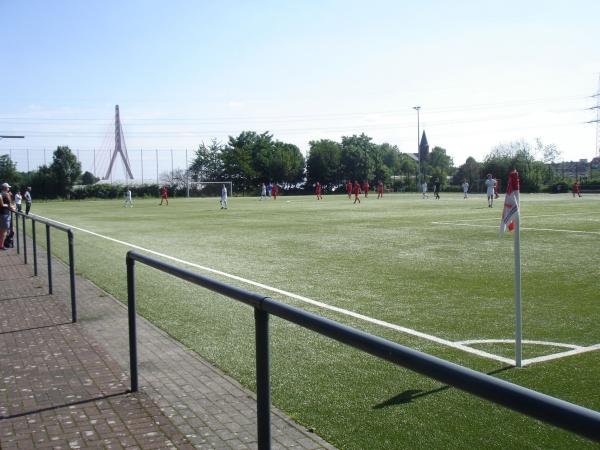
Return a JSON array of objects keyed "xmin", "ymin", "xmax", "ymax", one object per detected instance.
[{"xmin": 413, "ymin": 106, "xmax": 421, "ymax": 191}]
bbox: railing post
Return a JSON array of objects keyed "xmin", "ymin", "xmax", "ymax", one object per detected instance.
[
  {"xmin": 32, "ymin": 219, "xmax": 38, "ymax": 276},
  {"xmin": 67, "ymin": 230, "xmax": 77, "ymax": 323},
  {"xmin": 22, "ymin": 214, "xmax": 27, "ymax": 264},
  {"xmin": 15, "ymin": 211, "xmax": 20, "ymax": 254},
  {"xmin": 127, "ymin": 255, "xmax": 139, "ymax": 392},
  {"xmin": 255, "ymin": 308, "xmax": 271, "ymax": 450},
  {"xmin": 46, "ymin": 224, "xmax": 53, "ymax": 295}
]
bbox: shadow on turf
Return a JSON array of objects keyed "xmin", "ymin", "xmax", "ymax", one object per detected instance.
[{"xmin": 373, "ymin": 365, "xmax": 514, "ymax": 409}]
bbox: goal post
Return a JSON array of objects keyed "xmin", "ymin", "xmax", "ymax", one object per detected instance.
[{"xmin": 187, "ymin": 181, "xmax": 233, "ymax": 198}]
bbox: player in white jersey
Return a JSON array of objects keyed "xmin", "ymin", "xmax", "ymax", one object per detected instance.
[
  {"xmin": 462, "ymin": 179, "xmax": 469, "ymax": 199},
  {"xmin": 220, "ymin": 184, "xmax": 228, "ymax": 209},
  {"xmin": 124, "ymin": 189, "xmax": 133, "ymax": 207},
  {"xmin": 484, "ymin": 174, "xmax": 497, "ymax": 208}
]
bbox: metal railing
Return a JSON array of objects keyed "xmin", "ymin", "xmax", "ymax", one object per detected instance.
[
  {"xmin": 125, "ymin": 250, "xmax": 600, "ymax": 448},
  {"xmin": 13, "ymin": 211, "xmax": 77, "ymax": 323}
]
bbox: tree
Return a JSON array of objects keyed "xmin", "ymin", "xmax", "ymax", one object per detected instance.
[
  {"xmin": 80, "ymin": 171, "xmax": 99, "ymax": 185},
  {"xmin": 221, "ymin": 131, "xmax": 266, "ymax": 192},
  {"xmin": 306, "ymin": 139, "xmax": 342, "ymax": 186},
  {"xmin": 481, "ymin": 140, "xmax": 552, "ymax": 192},
  {"xmin": 453, "ymin": 156, "xmax": 481, "ymax": 184},
  {"xmin": 423, "ymin": 146, "xmax": 453, "ymax": 185},
  {"xmin": 340, "ymin": 133, "xmax": 376, "ymax": 182},
  {"xmin": 50, "ymin": 146, "xmax": 82, "ymax": 198},
  {"xmin": 271, "ymin": 141, "xmax": 304, "ymax": 185},
  {"xmin": 189, "ymin": 139, "xmax": 224, "ymax": 182},
  {"xmin": 0, "ymin": 154, "xmax": 20, "ymax": 185}
]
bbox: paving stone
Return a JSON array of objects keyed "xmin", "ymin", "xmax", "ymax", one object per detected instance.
[{"xmin": 1, "ymin": 239, "xmax": 336, "ymax": 449}]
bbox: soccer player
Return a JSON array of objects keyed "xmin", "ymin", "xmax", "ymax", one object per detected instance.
[
  {"xmin": 124, "ymin": 189, "xmax": 133, "ymax": 207},
  {"xmin": 315, "ymin": 182, "xmax": 323, "ymax": 200},
  {"xmin": 353, "ymin": 180, "xmax": 361, "ymax": 204},
  {"xmin": 159, "ymin": 186, "xmax": 169, "ymax": 205},
  {"xmin": 346, "ymin": 180, "xmax": 353, "ymax": 199},
  {"xmin": 272, "ymin": 183, "xmax": 279, "ymax": 200},
  {"xmin": 485, "ymin": 174, "xmax": 497, "ymax": 207},
  {"xmin": 433, "ymin": 178, "xmax": 440, "ymax": 200},
  {"xmin": 260, "ymin": 183, "xmax": 266, "ymax": 200},
  {"xmin": 220, "ymin": 184, "xmax": 228, "ymax": 209},
  {"xmin": 573, "ymin": 180, "xmax": 582, "ymax": 197},
  {"xmin": 363, "ymin": 180, "xmax": 370, "ymax": 198},
  {"xmin": 376, "ymin": 181, "xmax": 384, "ymax": 199},
  {"xmin": 421, "ymin": 180, "xmax": 429, "ymax": 199},
  {"xmin": 462, "ymin": 179, "xmax": 469, "ymax": 199}
]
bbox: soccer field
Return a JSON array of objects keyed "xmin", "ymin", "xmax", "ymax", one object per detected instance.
[{"xmin": 32, "ymin": 192, "xmax": 600, "ymax": 449}]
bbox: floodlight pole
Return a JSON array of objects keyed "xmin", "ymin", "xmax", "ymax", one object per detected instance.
[{"xmin": 413, "ymin": 107, "xmax": 421, "ymax": 190}]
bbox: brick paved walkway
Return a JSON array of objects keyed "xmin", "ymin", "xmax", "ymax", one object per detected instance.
[{"xmin": 0, "ymin": 242, "xmax": 335, "ymax": 449}]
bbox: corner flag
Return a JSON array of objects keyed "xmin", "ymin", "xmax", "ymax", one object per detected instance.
[
  {"xmin": 499, "ymin": 169, "xmax": 523, "ymax": 367},
  {"xmin": 500, "ymin": 169, "xmax": 520, "ymax": 237}
]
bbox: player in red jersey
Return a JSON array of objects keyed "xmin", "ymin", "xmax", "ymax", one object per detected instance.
[
  {"xmin": 272, "ymin": 183, "xmax": 279, "ymax": 200},
  {"xmin": 315, "ymin": 182, "xmax": 323, "ymax": 200},
  {"xmin": 363, "ymin": 180, "xmax": 370, "ymax": 198},
  {"xmin": 353, "ymin": 181, "xmax": 361, "ymax": 204},
  {"xmin": 346, "ymin": 180, "xmax": 353, "ymax": 199},
  {"xmin": 573, "ymin": 181, "xmax": 582, "ymax": 197},
  {"xmin": 376, "ymin": 181, "xmax": 384, "ymax": 199},
  {"xmin": 159, "ymin": 186, "xmax": 169, "ymax": 205}
]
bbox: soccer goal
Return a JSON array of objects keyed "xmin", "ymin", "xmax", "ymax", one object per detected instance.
[{"xmin": 186, "ymin": 181, "xmax": 233, "ymax": 198}]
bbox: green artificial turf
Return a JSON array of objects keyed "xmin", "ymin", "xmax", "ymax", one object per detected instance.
[{"xmin": 30, "ymin": 192, "xmax": 600, "ymax": 449}]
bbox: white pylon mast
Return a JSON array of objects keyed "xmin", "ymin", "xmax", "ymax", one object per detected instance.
[{"xmin": 103, "ymin": 105, "xmax": 134, "ymax": 180}]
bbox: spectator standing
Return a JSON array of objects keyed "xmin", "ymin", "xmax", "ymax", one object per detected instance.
[
  {"xmin": 24, "ymin": 187, "xmax": 32, "ymax": 214},
  {"xmin": 15, "ymin": 190, "xmax": 22, "ymax": 212},
  {"xmin": 0, "ymin": 183, "xmax": 15, "ymax": 250}
]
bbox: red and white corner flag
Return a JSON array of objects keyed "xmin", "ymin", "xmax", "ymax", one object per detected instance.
[{"xmin": 500, "ymin": 169, "xmax": 520, "ymax": 237}]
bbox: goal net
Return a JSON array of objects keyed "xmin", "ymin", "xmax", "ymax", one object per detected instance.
[{"xmin": 186, "ymin": 181, "xmax": 233, "ymax": 198}]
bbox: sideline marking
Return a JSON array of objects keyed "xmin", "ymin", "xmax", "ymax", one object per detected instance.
[
  {"xmin": 33, "ymin": 213, "xmax": 597, "ymax": 366},
  {"xmin": 445, "ymin": 212, "xmax": 600, "ymax": 223},
  {"xmin": 431, "ymin": 221, "xmax": 600, "ymax": 235}
]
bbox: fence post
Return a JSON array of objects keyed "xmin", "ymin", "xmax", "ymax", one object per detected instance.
[
  {"xmin": 32, "ymin": 219, "xmax": 38, "ymax": 276},
  {"xmin": 255, "ymin": 308, "xmax": 271, "ymax": 449},
  {"xmin": 22, "ymin": 214, "xmax": 27, "ymax": 264},
  {"xmin": 127, "ymin": 255, "xmax": 139, "ymax": 392},
  {"xmin": 46, "ymin": 224, "xmax": 53, "ymax": 295},
  {"xmin": 15, "ymin": 211, "xmax": 20, "ymax": 254},
  {"xmin": 67, "ymin": 230, "xmax": 77, "ymax": 323}
]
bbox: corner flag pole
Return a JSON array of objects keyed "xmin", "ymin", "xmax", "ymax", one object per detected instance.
[
  {"xmin": 500, "ymin": 169, "xmax": 522, "ymax": 367},
  {"xmin": 514, "ymin": 213, "xmax": 522, "ymax": 367}
]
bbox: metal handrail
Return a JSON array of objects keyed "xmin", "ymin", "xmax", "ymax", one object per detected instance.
[
  {"xmin": 13, "ymin": 211, "xmax": 77, "ymax": 323},
  {"xmin": 125, "ymin": 250, "xmax": 600, "ymax": 448}
]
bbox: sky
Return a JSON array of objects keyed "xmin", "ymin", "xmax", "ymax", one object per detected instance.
[{"xmin": 1, "ymin": 0, "xmax": 599, "ymax": 180}]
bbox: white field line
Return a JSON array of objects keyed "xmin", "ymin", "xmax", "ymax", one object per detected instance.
[
  {"xmin": 431, "ymin": 221, "xmax": 600, "ymax": 235},
  {"xmin": 457, "ymin": 339, "xmax": 581, "ymax": 349},
  {"xmin": 446, "ymin": 212, "xmax": 600, "ymax": 223},
  {"xmin": 522, "ymin": 344, "xmax": 600, "ymax": 366},
  {"xmin": 33, "ymin": 214, "xmax": 598, "ymax": 367}
]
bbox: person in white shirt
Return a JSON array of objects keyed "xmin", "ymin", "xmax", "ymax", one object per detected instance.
[
  {"xmin": 24, "ymin": 187, "xmax": 32, "ymax": 215},
  {"xmin": 421, "ymin": 181, "xmax": 429, "ymax": 199},
  {"xmin": 260, "ymin": 183, "xmax": 266, "ymax": 200},
  {"xmin": 124, "ymin": 189, "xmax": 133, "ymax": 207},
  {"xmin": 15, "ymin": 191, "xmax": 22, "ymax": 212},
  {"xmin": 220, "ymin": 184, "xmax": 228, "ymax": 209},
  {"xmin": 484, "ymin": 174, "xmax": 497, "ymax": 208},
  {"xmin": 462, "ymin": 179, "xmax": 469, "ymax": 199}
]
